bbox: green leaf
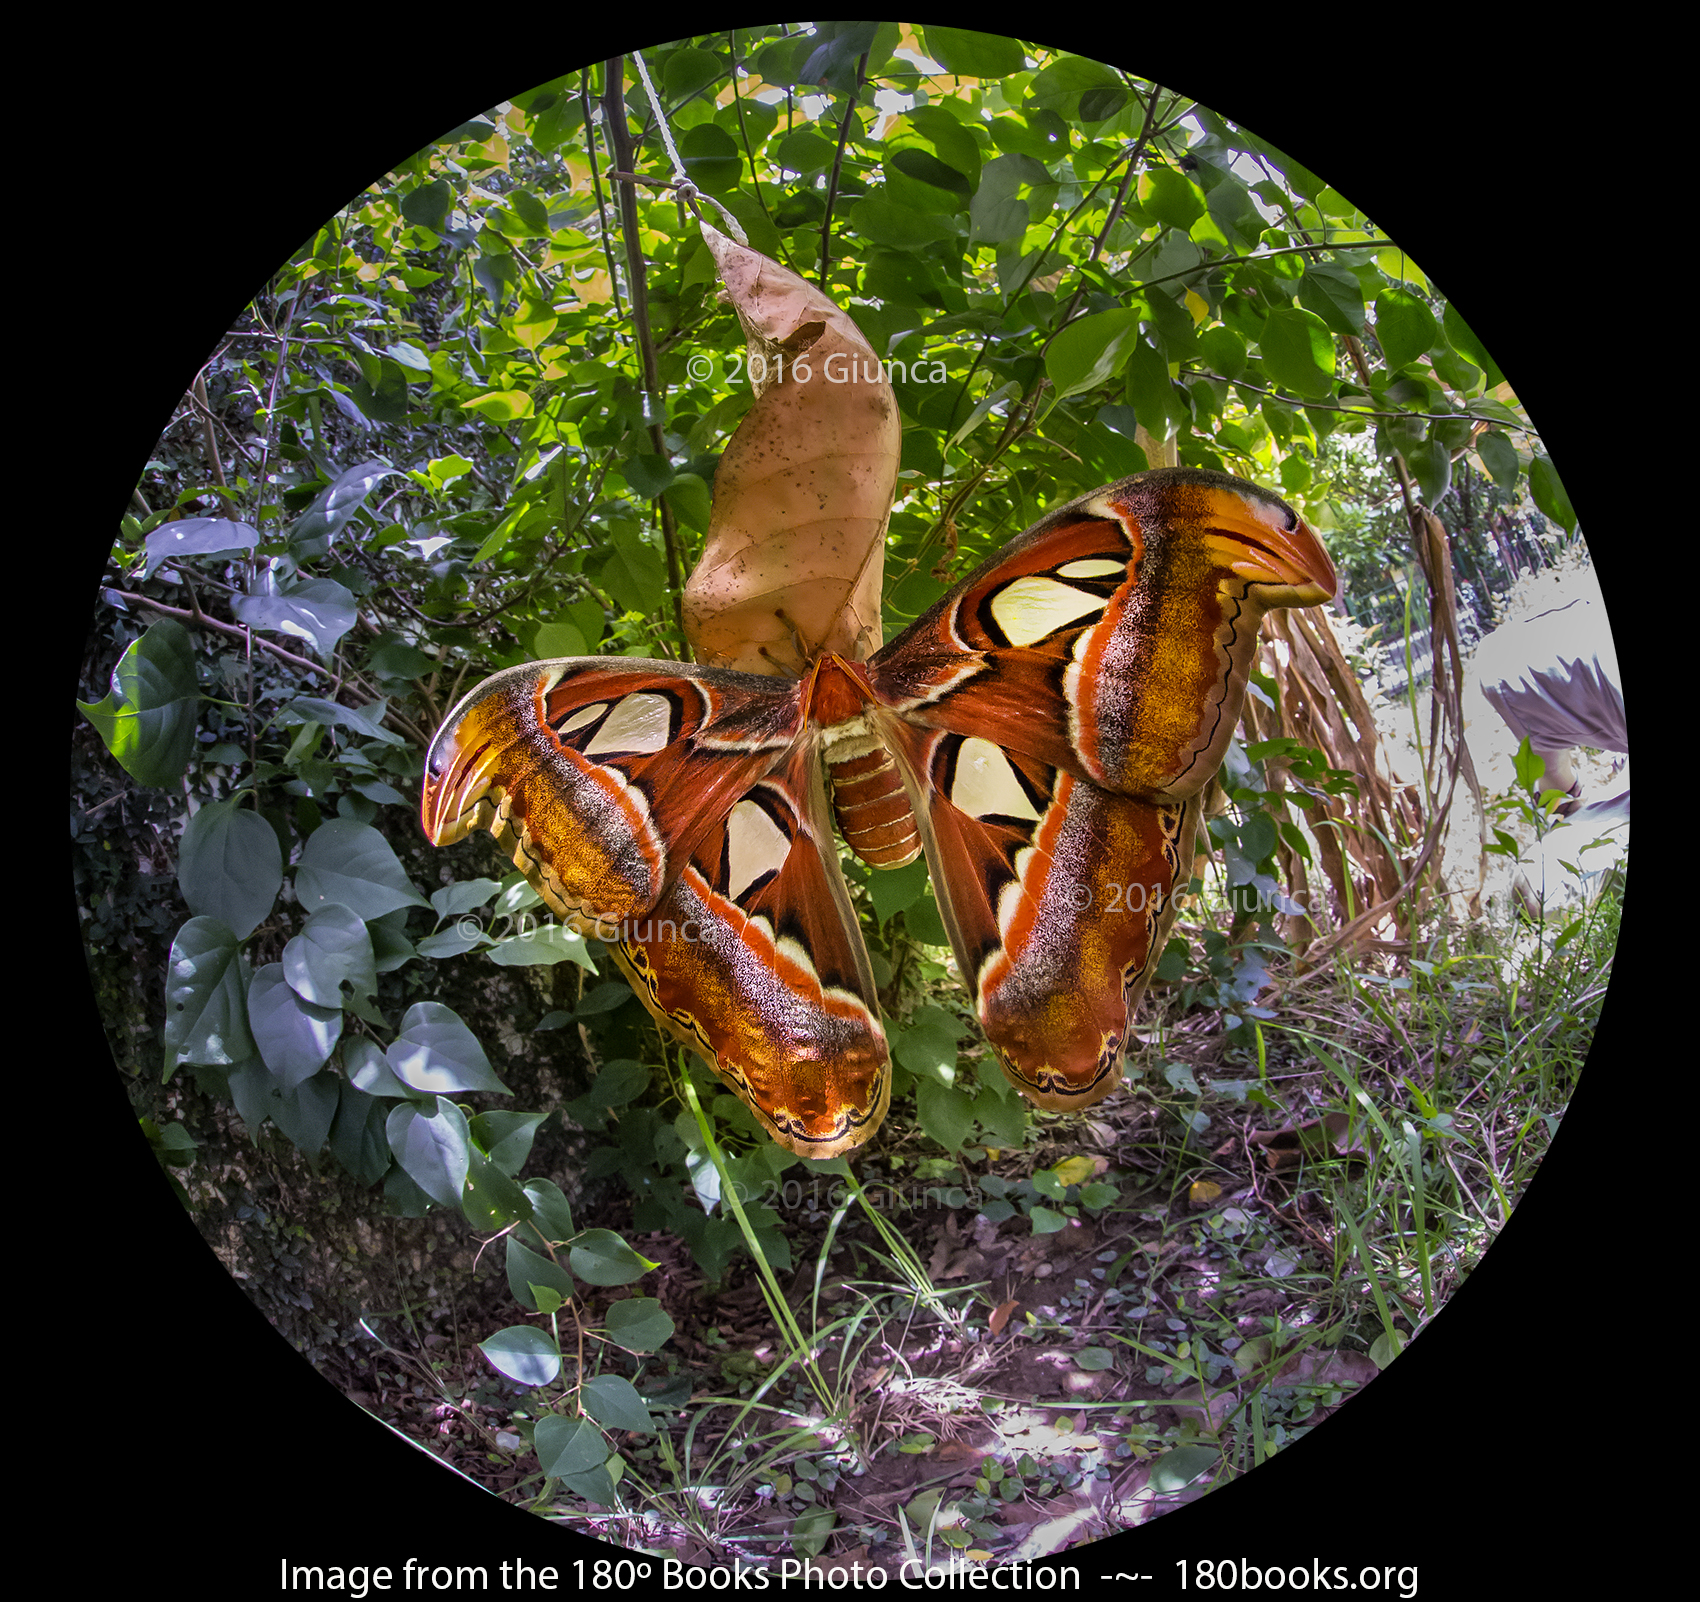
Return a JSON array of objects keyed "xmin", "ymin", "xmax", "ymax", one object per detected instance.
[
  {"xmin": 580, "ymin": 1375, "xmax": 655, "ymax": 1435},
  {"xmin": 662, "ymin": 474, "xmax": 711, "ymax": 534},
  {"xmin": 972, "ymin": 1076, "xmax": 1028, "ymax": 1146},
  {"xmin": 1528, "ymin": 455, "xmax": 1577, "ymax": 532},
  {"xmin": 285, "ymin": 696, "xmax": 404, "ymax": 745},
  {"xmin": 1196, "ymin": 325, "xmax": 1247, "ymax": 382},
  {"xmin": 368, "ymin": 639, "xmax": 436, "ymax": 681},
  {"xmin": 78, "ymin": 619, "xmax": 199, "ymax": 788},
  {"xmin": 416, "ymin": 923, "xmax": 488, "ymax": 959},
  {"xmin": 386, "ymin": 1096, "xmax": 470, "ymax": 1208},
  {"xmin": 147, "ymin": 1122, "xmax": 197, "ymax": 1170},
  {"xmin": 1032, "ymin": 1168, "xmax": 1067, "ymax": 1200},
  {"xmin": 367, "ymin": 908, "xmax": 416, "ymax": 972},
  {"xmin": 176, "ymin": 798, "xmax": 282, "ymax": 941},
  {"xmin": 470, "ymin": 1110, "xmax": 548, "ymax": 1176},
  {"xmin": 562, "ymin": 1058, "xmax": 648, "ymax": 1131},
  {"xmin": 387, "ymin": 1001, "xmax": 509, "ymax": 1094},
  {"xmin": 903, "ymin": 105, "xmax": 982, "ymax": 186},
  {"xmin": 1296, "ymin": 262, "xmax": 1366, "ymax": 336},
  {"xmin": 506, "ymin": 1233, "xmax": 573, "ymax": 1311},
  {"xmin": 1374, "ymin": 285, "xmax": 1438, "ymax": 369},
  {"xmin": 774, "ymin": 127, "xmax": 836, "ymax": 173},
  {"xmin": 679, "ymin": 123, "xmax": 741, "ymax": 194},
  {"xmin": 1029, "ymin": 1205, "xmax": 1068, "ymax": 1234},
  {"xmin": 949, "ymin": 380, "xmax": 1023, "ymax": 452},
  {"xmin": 1259, "ymin": 307, "xmax": 1337, "ymax": 399},
  {"xmin": 248, "ymin": 963, "xmax": 341, "ymax": 1089},
  {"xmin": 429, "ymin": 879, "xmax": 503, "ymax": 918},
  {"xmin": 848, "ymin": 195, "xmax": 960, "ymax": 250},
  {"xmin": 569, "ymin": 1229, "xmax": 657, "ymax": 1287},
  {"xmin": 798, "ymin": 21, "xmax": 885, "ymax": 92},
  {"xmin": 294, "ymin": 819, "xmax": 428, "ymax": 920},
  {"xmin": 288, "ymin": 460, "xmax": 399, "ymax": 557},
  {"xmin": 1406, "ymin": 436, "xmax": 1452, "ymax": 506},
  {"xmin": 486, "ymin": 922, "xmax": 595, "ymax": 968},
  {"xmin": 283, "ymin": 904, "xmax": 377, "ymax": 1008},
  {"xmin": 1137, "ymin": 167, "xmax": 1206, "ymax": 231},
  {"xmin": 480, "ymin": 1325, "xmax": 562, "ymax": 1388},
  {"xmin": 916, "ymin": 1080, "xmax": 975, "ymax": 1152},
  {"xmin": 894, "ymin": 1005, "xmax": 963, "ymax": 1085},
  {"xmin": 663, "ymin": 46, "xmax": 725, "ymax": 98},
  {"xmin": 400, "ymin": 180, "xmax": 452, "ymax": 231},
  {"xmin": 328, "ymin": 1082, "xmax": 391, "ymax": 1184},
  {"xmin": 905, "ymin": 887, "xmax": 948, "ymax": 943},
  {"xmin": 1239, "ymin": 811, "xmax": 1279, "ymax": 863},
  {"xmin": 1029, "ymin": 54, "xmax": 1123, "ymax": 118},
  {"xmin": 621, "ymin": 453, "xmax": 674, "ymax": 497},
  {"xmin": 889, "ymin": 147, "xmax": 970, "ymax": 200},
  {"xmin": 141, "ymin": 516, "xmax": 258, "ymax": 579},
  {"xmin": 343, "ymin": 1036, "xmax": 412, "ymax": 1098},
  {"xmin": 1369, "ymin": 1330, "xmax": 1405, "ymax": 1369},
  {"xmin": 921, "ymin": 26, "xmax": 1027, "ymax": 77},
  {"xmin": 970, "ymin": 193, "xmax": 1028, "ymax": 248},
  {"xmin": 163, "ymin": 917, "xmax": 255, "ymax": 1075},
  {"xmin": 1149, "ymin": 1444, "xmax": 1219, "ymax": 1491},
  {"xmin": 1125, "ymin": 337, "xmax": 1181, "ymax": 439},
  {"xmin": 463, "ymin": 390, "xmax": 533, "ymax": 422},
  {"xmin": 463, "ymin": 1147, "xmax": 534, "ymax": 1230},
  {"xmin": 866, "ymin": 856, "xmax": 929, "ymax": 923},
  {"xmin": 1475, "ymin": 430, "xmax": 1519, "ymax": 491},
  {"xmin": 267, "ymin": 1069, "xmax": 339, "ymax": 1157},
  {"xmin": 523, "ymin": 1178, "xmax": 577, "ymax": 1244},
  {"xmin": 605, "ymin": 1298, "xmax": 675, "ymax": 1354},
  {"xmin": 1075, "ymin": 1347, "xmax": 1114, "ymax": 1371},
  {"xmin": 599, "ymin": 537, "xmax": 666, "ymax": 615},
  {"xmin": 493, "ymin": 874, "xmax": 543, "ymax": 916},
  {"xmin": 231, "ymin": 577, "xmax": 357, "ymax": 656},
  {"xmin": 1045, "ymin": 309, "xmax": 1142, "ymax": 401},
  {"xmin": 791, "ymin": 1506, "xmax": 837, "ymax": 1560},
  {"xmin": 1442, "ymin": 302, "xmax": 1504, "ymax": 389},
  {"xmin": 536, "ymin": 1414, "xmax": 609, "ymax": 1480}
]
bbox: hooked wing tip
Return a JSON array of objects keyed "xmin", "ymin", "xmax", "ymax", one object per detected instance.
[
  {"xmin": 420, "ymin": 718, "xmax": 489, "ymax": 846},
  {"xmin": 1095, "ymin": 467, "xmax": 1338, "ymax": 605},
  {"xmin": 1181, "ymin": 473, "xmax": 1339, "ymax": 604}
]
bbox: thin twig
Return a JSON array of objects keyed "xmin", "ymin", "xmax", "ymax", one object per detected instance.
[
  {"xmin": 818, "ymin": 55, "xmax": 869, "ymax": 288},
  {"xmin": 1054, "ymin": 79, "xmax": 1167, "ymax": 331},
  {"xmin": 454, "ymin": 448, "xmax": 620, "ymax": 628},
  {"xmin": 1183, "ymin": 368, "xmax": 1535, "ymax": 431}
]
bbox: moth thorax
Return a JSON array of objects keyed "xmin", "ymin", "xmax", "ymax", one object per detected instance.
[{"xmin": 824, "ymin": 719, "xmax": 922, "ymax": 869}]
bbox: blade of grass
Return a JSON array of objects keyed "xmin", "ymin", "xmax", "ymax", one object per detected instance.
[{"xmin": 678, "ymin": 1069, "xmax": 829, "ymax": 1410}]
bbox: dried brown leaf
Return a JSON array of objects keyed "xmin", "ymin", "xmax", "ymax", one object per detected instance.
[
  {"xmin": 683, "ymin": 223, "xmax": 901, "ymax": 675},
  {"xmin": 1248, "ymin": 1111, "xmax": 1368, "ymax": 1168}
]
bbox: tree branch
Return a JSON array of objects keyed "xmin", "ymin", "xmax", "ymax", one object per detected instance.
[
  {"xmin": 602, "ymin": 57, "xmax": 688, "ymax": 650},
  {"xmin": 108, "ymin": 589, "xmax": 325, "ymax": 677}
]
